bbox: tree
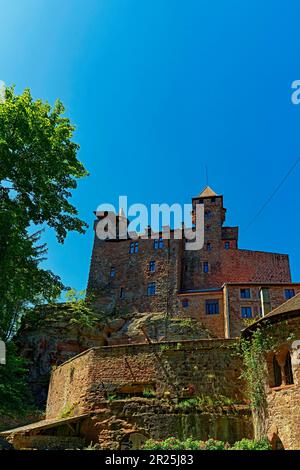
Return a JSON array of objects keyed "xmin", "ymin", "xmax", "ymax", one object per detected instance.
[{"xmin": 0, "ymin": 86, "xmax": 88, "ymax": 339}]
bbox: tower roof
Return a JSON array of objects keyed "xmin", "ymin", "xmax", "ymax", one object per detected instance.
[{"xmin": 197, "ymin": 186, "xmax": 218, "ymax": 198}]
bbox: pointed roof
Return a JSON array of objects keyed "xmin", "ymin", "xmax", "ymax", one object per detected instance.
[
  {"xmin": 118, "ymin": 208, "xmax": 126, "ymax": 217},
  {"xmin": 197, "ymin": 186, "xmax": 218, "ymax": 198}
]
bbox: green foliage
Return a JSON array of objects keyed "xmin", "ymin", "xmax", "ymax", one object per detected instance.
[
  {"xmin": 64, "ymin": 289, "xmax": 101, "ymax": 329},
  {"xmin": 0, "ymin": 342, "xmax": 33, "ymax": 417},
  {"xmin": 160, "ymin": 344, "xmax": 170, "ymax": 352},
  {"xmin": 237, "ymin": 324, "xmax": 294, "ymax": 410},
  {"xmin": 178, "ymin": 318, "xmax": 194, "ymax": 329},
  {"xmin": 142, "ymin": 437, "xmax": 270, "ymax": 450},
  {"xmin": 231, "ymin": 438, "xmax": 271, "ymax": 450},
  {"xmin": 59, "ymin": 402, "xmax": 76, "ymax": 419},
  {"xmin": 142, "ymin": 388, "xmax": 156, "ymax": 398},
  {"xmin": 107, "ymin": 394, "xmax": 117, "ymax": 402},
  {"xmin": 0, "ymin": 86, "xmax": 88, "ymax": 239},
  {"xmin": 0, "ymin": 86, "xmax": 88, "ymax": 339},
  {"xmin": 176, "ymin": 395, "xmax": 235, "ymax": 410}
]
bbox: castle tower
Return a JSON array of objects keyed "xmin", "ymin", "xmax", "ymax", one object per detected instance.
[{"xmin": 181, "ymin": 186, "xmax": 239, "ymax": 291}]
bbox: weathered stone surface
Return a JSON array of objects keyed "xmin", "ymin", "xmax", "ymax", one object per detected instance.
[
  {"xmin": 251, "ymin": 316, "xmax": 300, "ymax": 450},
  {"xmin": 46, "ymin": 339, "xmax": 245, "ymax": 420}
]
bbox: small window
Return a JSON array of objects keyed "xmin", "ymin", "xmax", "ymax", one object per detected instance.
[
  {"xmin": 284, "ymin": 351, "xmax": 294, "ymax": 385},
  {"xmin": 120, "ymin": 287, "xmax": 125, "ymax": 299},
  {"xmin": 110, "ymin": 267, "xmax": 116, "ymax": 278},
  {"xmin": 149, "ymin": 260, "xmax": 156, "ymax": 272},
  {"xmin": 154, "ymin": 237, "xmax": 164, "ymax": 249},
  {"xmin": 240, "ymin": 288, "xmax": 251, "ymax": 299},
  {"xmin": 203, "ymin": 262, "xmax": 209, "ymax": 273},
  {"xmin": 224, "ymin": 241, "xmax": 230, "ymax": 250},
  {"xmin": 205, "ymin": 210, "xmax": 212, "ymax": 219},
  {"xmin": 206, "ymin": 300, "xmax": 219, "ymax": 315},
  {"xmin": 129, "ymin": 242, "xmax": 138, "ymax": 254},
  {"xmin": 211, "ymin": 197, "xmax": 216, "ymax": 203},
  {"xmin": 147, "ymin": 282, "xmax": 156, "ymax": 296},
  {"xmin": 241, "ymin": 307, "xmax": 252, "ymax": 318},
  {"xmin": 207, "ymin": 242, "xmax": 212, "ymax": 252},
  {"xmin": 285, "ymin": 289, "xmax": 295, "ymax": 300},
  {"xmin": 182, "ymin": 298, "xmax": 189, "ymax": 308}
]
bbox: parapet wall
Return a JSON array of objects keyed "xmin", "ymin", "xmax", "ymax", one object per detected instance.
[{"xmin": 46, "ymin": 338, "xmax": 245, "ymax": 420}]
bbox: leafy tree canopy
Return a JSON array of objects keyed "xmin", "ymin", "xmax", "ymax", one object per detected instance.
[{"xmin": 0, "ymin": 86, "xmax": 88, "ymax": 339}]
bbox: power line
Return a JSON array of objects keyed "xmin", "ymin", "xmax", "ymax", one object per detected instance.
[{"xmin": 244, "ymin": 155, "xmax": 300, "ymax": 231}]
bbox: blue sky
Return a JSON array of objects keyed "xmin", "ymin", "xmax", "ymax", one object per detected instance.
[{"xmin": 1, "ymin": 0, "xmax": 300, "ymax": 290}]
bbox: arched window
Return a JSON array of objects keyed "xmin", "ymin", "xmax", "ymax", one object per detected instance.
[
  {"xmin": 273, "ymin": 355, "xmax": 282, "ymax": 387},
  {"xmin": 284, "ymin": 351, "xmax": 294, "ymax": 385}
]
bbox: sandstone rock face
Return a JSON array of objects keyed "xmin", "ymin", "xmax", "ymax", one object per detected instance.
[{"xmin": 16, "ymin": 305, "xmax": 212, "ymax": 406}]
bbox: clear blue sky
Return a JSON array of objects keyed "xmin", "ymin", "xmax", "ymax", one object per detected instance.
[{"xmin": 1, "ymin": 0, "xmax": 300, "ymax": 290}]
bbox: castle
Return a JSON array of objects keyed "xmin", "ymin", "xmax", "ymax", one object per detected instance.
[
  {"xmin": 88, "ymin": 186, "xmax": 300, "ymax": 338},
  {"xmin": 2, "ymin": 187, "xmax": 300, "ymax": 450}
]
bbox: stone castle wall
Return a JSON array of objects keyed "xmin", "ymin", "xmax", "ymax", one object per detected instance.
[
  {"xmin": 254, "ymin": 316, "xmax": 300, "ymax": 450},
  {"xmin": 46, "ymin": 339, "xmax": 245, "ymax": 420}
]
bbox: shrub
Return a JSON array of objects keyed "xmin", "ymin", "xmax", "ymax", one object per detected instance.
[
  {"xmin": 142, "ymin": 437, "xmax": 271, "ymax": 450},
  {"xmin": 231, "ymin": 438, "xmax": 271, "ymax": 450},
  {"xmin": 204, "ymin": 438, "xmax": 227, "ymax": 450}
]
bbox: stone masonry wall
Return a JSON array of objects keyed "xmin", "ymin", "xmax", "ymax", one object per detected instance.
[
  {"xmin": 80, "ymin": 399, "xmax": 253, "ymax": 449},
  {"xmin": 46, "ymin": 339, "xmax": 245, "ymax": 420},
  {"xmin": 255, "ymin": 316, "xmax": 300, "ymax": 450},
  {"xmin": 87, "ymin": 235, "xmax": 182, "ymax": 315}
]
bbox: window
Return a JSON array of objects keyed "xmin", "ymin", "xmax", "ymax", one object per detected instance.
[
  {"xmin": 240, "ymin": 288, "xmax": 251, "ymax": 299},
  {"xmin": 211, "ymin": 197, "xmax": 216, "ymax": 203},
  {"xmin": 273, "ymin": 356, "xmax": 282, "ymax": 387},
  {"xmin": 149, "ymin": 260, "xmax": 156, "ymax": 272},
  {"xmin": 206, "ymin": 300, "xmax": 219, "ymax": 315},
  {"xmin": 129, "ymin": 242, "xmax": 139, "ymax": 254},
  {"xmin": 224, "ymin": 241, "xmax": 230, "ymax": 250},
  {"xmin": 285, "ymin": 289, "xmax": 295, "ymax": 300},
  {"xmin": 272, "ymin": 351, "xmax": 294, "ymax": 387},
  {"xmin": 147, "ymin": 282, "xmax": 156, "ymax": 296},
  {"xmin": 182, "ymin": 298, "xmax": 189, "ymax": 308},
  {"xmin": 260, "ymin": 287, "xmax": 271, "ymax": 316},
  {"xmin": 203, "ymin": 262, "xmax": 209, "ymax": 273},
  {"xmin": 207, "ymin": 242, "xmax": 212, "ymax": 252},
  {"xmin": 205, "ymin": 210, "xmax": 212, "ymax": 219},
  {"xmin": 284, "ymin": 351, "xmax": 294, "ymax": 385},
  {"xmin": 241, "ymin": 307, "xmax": 252, "ymax": 318},
  {"xmin": 110, "ymin": 267, "xmax": 116, "ymax": 278},
  {"xmin": 120, "ymin": 287, "xmax": 125, "ymax": 299},
  {"xmin": 154, "ymin": 237, "xmax": 164, "ymax": 249},
  {"xmin": 129, "ymin": 241, "xmax": 139, "ymax": 254}
]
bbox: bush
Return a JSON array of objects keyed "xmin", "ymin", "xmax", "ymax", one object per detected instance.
[
  {"xmin": 231, "ymin": 438, "xmax": 271, "ymax": 450},
  {"xmin": 142, "ymin": 437, "xmax": 271, "ymax": 450}
]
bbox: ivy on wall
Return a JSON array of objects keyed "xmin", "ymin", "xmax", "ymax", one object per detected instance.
[{"xmin": 236, "ymin": 322, "xmax": 294, "ymax": 410}]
